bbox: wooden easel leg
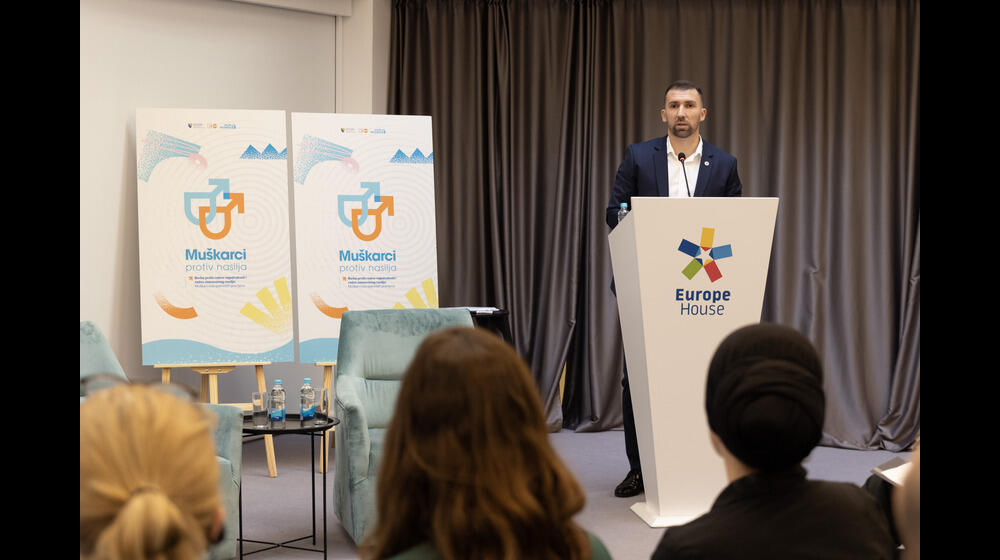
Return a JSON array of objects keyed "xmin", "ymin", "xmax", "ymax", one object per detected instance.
[
  {"xmin": 256, "ymin": 365, "xmax": 278, "ymax": 478},
  {"xmin": 200, "ymin": 375, "xmax": 211, "ymax": 403},
  {"xmin": 161, "ymin": 368, "xmax": 171, "ymax": 384},
  {"xmin": 321, "ymin": 364, "xmax": 334, "ymax": 473}
]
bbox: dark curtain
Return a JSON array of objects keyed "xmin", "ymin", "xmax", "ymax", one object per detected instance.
[{"xmin": 388, "ymin": 0, "xmax": 920, "ymax": 450}]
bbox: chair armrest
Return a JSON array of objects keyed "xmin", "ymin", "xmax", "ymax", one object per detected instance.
[
  {"xmin": 201, "ymin": 403, "xmax": 243, "ymax": 484},
  {"xmin": 335, "ymin": 376, "xmax": 373, "ymax": 485}
]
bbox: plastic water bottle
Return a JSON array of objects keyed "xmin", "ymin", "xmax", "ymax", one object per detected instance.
[
  {"xmin": 270, "ymin": 380, "xmax": 286, "ymax": 424},
  {"xmin": 617, "ymin": 202, "xmax": 629, "ymax": 223},
  {"xmin": 300, "ymin": 378, "xmax": 316, "ymax": 420}
]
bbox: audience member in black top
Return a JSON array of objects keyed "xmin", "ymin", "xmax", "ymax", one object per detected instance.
[
  {"xmin": 650, "ymin": 323, "xmax": 898, "ymax": 560},
  {"xmin": 861, "ymin": 434, "xmax": 919, "ymax": 553}
]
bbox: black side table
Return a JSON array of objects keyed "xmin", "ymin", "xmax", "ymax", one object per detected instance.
[
  {"xmin": 467, "ymin": 307, "xmax": 513, "ymax": 345},
  {"xmin": 240, "ymin": 413, "xmax": 340, "ymax": 559}
]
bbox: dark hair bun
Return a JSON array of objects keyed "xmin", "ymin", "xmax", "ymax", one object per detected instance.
[{"xmin": 705, "ymin": 324, "xmax": 825, "ymax": 472}]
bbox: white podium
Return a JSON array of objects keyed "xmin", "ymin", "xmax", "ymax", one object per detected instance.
[{"xmin": 608, "ymin": 196, "xmax": 779, "ymax": 527}]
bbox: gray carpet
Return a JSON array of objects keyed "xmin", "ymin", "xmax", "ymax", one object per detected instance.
[{"xmin": 237, "ymin": 430, "xmax": 908, "ymax": 559}]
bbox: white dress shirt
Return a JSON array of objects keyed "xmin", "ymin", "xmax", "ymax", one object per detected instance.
[{"xmin": 665, "ymin": 136, "xmax": 703, "ymax": 198}]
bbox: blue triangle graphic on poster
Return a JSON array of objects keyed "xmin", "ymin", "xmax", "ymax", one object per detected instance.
[
  {"xmin": 241, "ymin": 144, "xmax": 287, "ymax": 160},
  {"xmin": 241, "ymin": 145, "xmax": 261, "ymax": 159},
  {"xmin": 261, "ymin": 144, "xmax": 281, "ymax": 159},
  {"xmin": 389, "ymin": 148, "xmax": 434, "ymax": 164}
]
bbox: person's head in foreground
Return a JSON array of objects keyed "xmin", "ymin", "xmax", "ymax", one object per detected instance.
[
  {"xmin": 705, "ymin": 322, "xmax": 825, "ymax": 478},
  {"xmin": 362, "ymin": 326, "xmax": 597, "ymax": 560},
  {"xmin": 653, "ymin": 322, "xmax": 898, "ymax": 559},
  {"xmin": 80, "ymin": 383, "xmax": 225, "ymax": 560}
]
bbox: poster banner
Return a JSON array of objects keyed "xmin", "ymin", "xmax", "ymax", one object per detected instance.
[
  {"xmin": 291, "ymin": 113, "xmax": 439, "ymax": 363},
  {"xmin": 135, "ymin": 108, "xmax": 294, "ymax": 365}
]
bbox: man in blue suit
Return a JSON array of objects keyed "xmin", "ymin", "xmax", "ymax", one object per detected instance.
[{"xmin": 607, "ymin": 80, "xmax": 743, "ymax": 498}]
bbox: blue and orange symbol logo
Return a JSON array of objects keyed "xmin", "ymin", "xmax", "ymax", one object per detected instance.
[
  {"xmin": 184, "ymin": 178, "xmax": 244, "ymax": 240},
  {"xmin": 337, "ymin": 181, "xmax": 394, "ymax": 241},
  {"xmin": 678, "ymin": 227, "xmax": 733, "ymax": 282}
]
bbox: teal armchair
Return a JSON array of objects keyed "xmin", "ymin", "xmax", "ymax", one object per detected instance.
[
  {"xmin": 80, "ymin": 320, "xmax": 129, "ymax": 400},
  {"xmin": 333, "ymin": 308, "xmax": 474, "ymax": 544},
  {"xmin": 79, "ymin": 321, "xmax": 243, "ymax": 560},
  {"xmin": 203, "ymin": 402, "xmax": 243, "ymax": 560}
]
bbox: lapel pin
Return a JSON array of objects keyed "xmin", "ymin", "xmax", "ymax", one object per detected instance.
[{"xmin": 704, "ymin": 161, "xmax": 710, "ymax": 166}]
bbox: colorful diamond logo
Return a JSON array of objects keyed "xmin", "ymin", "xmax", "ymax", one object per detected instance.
[{"xmin": 678, "ymin": 227, "xmax": 733, "ymax": 282}]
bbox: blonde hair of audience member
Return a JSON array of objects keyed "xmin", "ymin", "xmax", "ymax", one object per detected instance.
[
  {"xmin": 893, "ymin": 441, "xmax": 920, "ymax": 559},
  {"xmin": 80, "ymin": 384, "xmax": 225, "ymax": 560},
  {"xmin": 361, "ymin": 327, "xmax": 593, "ymax": 560}
]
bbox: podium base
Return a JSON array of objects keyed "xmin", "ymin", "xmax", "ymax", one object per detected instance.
[{"xmin": 630, "ymin": 502, "xmax": 698, "ymax": 528}]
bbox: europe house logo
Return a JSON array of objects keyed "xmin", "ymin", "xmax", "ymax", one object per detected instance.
[
  {"xmin": 678, "ymin": 227, "xmax": 733, "ymax": 282},
  {"xmin": 184, "ymin": 178, "xmax": 245, "ymax": 240},
  {"xmin": 674, "ymin": 227, "xmax": 733, "ymax": 317},
  {"xmin": 337, "ymin": 181, "xmax": 395, "ymax": 242}
]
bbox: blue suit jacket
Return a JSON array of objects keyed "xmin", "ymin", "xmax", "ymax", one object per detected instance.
[{"xmin": 606, "ymin": 136, "xmax": 743, "ymax": 229}]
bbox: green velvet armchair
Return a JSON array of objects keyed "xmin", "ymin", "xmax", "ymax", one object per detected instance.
[
  {"xmin": 80, "ymin": 321, "xmax": 243, "ymax": 560},
  {"xmin": 333, "ymin": 308, "xmax": 474, "ymax": 544}
]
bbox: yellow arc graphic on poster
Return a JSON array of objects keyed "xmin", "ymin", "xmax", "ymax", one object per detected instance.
[
  {"xmin": 240, "ymin": 277, "xmax": 293, "ymax": 334},
  {"xmin": 392, "ymin": 278, "xmax": 439, "ymax": 309}
]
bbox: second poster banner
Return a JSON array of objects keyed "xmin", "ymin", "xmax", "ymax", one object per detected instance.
[{"xmin": 291, "ymin": 113, "xmax": 439, "ymax": 364}]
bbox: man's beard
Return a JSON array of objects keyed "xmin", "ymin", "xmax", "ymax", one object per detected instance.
[{"xmin": 671, "ymin": 123, "xmax": 697, "ymax": 138}]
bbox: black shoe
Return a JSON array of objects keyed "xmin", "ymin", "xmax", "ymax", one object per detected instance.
[{"xmin": 614, "ymin": 470, "xmax": 643, "ymax": 497}]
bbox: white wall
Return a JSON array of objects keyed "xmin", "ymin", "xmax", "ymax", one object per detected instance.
[
  {"xmin": 80, "ymin": 0, "xmax": 389, "ymax": 405},
  {"xmin": 335, "ymin": 0, "xmax": 390, "ymax": 113}
]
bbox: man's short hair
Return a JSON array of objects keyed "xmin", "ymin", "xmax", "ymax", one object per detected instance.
[{"xmin": 664, "ymin": 80, "xmax": 705, "ymax": 106}]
